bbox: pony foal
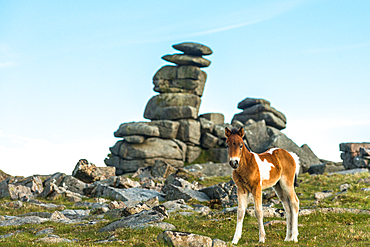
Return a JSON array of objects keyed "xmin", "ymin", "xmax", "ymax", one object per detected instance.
[{"xmin": 225, "ymin": 127, "xmax": 300, "ymax": 244}]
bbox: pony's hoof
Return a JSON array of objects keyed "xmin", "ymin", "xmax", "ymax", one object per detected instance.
[
  {"xmin": 232, "ymin": 239, "xmax": 239, "ymax": 245},
  {"xmin": 259, "ymin": 238, "xmax": 265, "ymax": 243}
]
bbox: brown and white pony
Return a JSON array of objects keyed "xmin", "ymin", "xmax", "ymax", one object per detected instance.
[{"xmin": 225, "ymin": 127, "xmax": 300, "ymax": 244}]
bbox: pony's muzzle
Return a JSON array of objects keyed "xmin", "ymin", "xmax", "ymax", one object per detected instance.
[{"xmin": 229, "ymin": 157, "xmax": 240, "ymax": 169}]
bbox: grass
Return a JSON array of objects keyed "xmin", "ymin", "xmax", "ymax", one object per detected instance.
[{"xmin": 1, "ymin": 172, "xmax": 370, "ymax": 246}]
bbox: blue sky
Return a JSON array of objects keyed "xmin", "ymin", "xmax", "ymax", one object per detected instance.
[{"xmin": 1, "ymin": 0, "xmax": 369, "ymax": 176}]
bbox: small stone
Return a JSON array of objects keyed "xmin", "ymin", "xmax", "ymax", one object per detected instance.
[{"xmin": 157, "ymin": 231, "xmax": 213, "ymax": 247}]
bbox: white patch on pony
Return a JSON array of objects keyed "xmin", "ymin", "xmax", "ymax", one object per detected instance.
[
  {"xmin": 288, "ymin": 152, "xmax": 300, "ymax": 175},
  {"xmin": 252, "ymin": 152, "xmax": 275, "ymax": 185},
  {"xmin": 266, "ymin": 148, "xmax": 279, "ymax": 155},
  {"xmin": 229, "ymin": 157, "xmax": 240, "ymax": 163}
]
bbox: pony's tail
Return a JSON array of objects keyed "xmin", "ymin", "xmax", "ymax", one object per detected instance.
[{"xmin": 289, "ymin": 152, "xmax": 300, "ymax": 187}]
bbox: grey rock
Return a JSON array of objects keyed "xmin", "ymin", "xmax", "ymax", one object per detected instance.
[
  {"xmin": 91, "ymin": 185, "xmax": 165, "ymax": 202},
  {"xmin": 199, "ymin": 113, "xmax": 224, "ymax": 125},
  {"xmin": 121, "ymin": 203, "xmax": 150, "ymax": 216},
  {"xmin": 149, "ymin": 120, "xmax": 180, "ymax": 139},
  {"xmin": 109, "ymin": 141, "xmax": 123, "ymax": 156},
  {"xmin": 212, "ymin": 239, "xmax": 229, "ymax": 247},
  {"xmin": 59, "ymin": 175, "xmax": 89, "ymax": 194},
  {"xmin": 158, "ymin": 231, "xmax": 213, "ymax": 247},
  {"xmin": 199, "ymin": 117, "xmax": 214, "ymax": 134},
  {"xmin": 0, "ymin": 216, "xmax": 47, "ymax": 227},
  {"xmin": 144, "ymin": 93, "xmax": 201, "ymax": 120},
  {"xmin": 308, "ymin": 161, "xmax": 345, "ymax": 175},
  {"xmin": 151, "ymin": 160, "xmax": 177, "ymax": 179},
  {"xmin": 124, "ymin": 135, "xmax": 145, "ymax": 144},
  {"xmin": 72, "ymin": 159, "xmax": 116, "ymax": 184},
  {"xmin": 60, "ymin": 209, "xmax": 90, "ymax": 219},
  {"xmin": 164, "ymin": 184, "xmax": 210, "ymax": 202},
  {"xmin": 233, "ymin": 111, "xmax": 286, "ymax": 130},
  {"xmin": 186, "ymin": 146, "xmax": 202, "ymax": 163},
  {"xmin": 153, "ymin": 66, "xmax": 206, "ymax": 97},
  {"xmin": 237, "ymin": 97, "xmax": 270, "ymax": 109},
  {"xmin": 132, "ymin": 222, "xmax": 176, "ymax": 230},
  {"xmin": 100, "ymin": 205, "xmax": 168, "ymax": 232},
  {"xmin": 240, "ymin": 103, "xmax": 286, "ymax": 123},
  {"xmin": 244, "ymin": 120, "xmax": 271, "ymax": 153},
  {"xmin": 35, "ymin": 228, "xmax": 54, "ymax": 236},
  {"xmin": 162, "ymin": 199, "xmax": 194, "ymax": 213},
  {"xmin": 200, "ymin": 185, "xmax": 229, "ymax": 205},
  {"xmin": 206, "ymin": 148, "xmax": 228, "ymax": 163},
  {"xmin": 162, "ymin": 54, "xmax": 211, "ymax": 67},
  {"xmin": 1, "ymin": 184, "xmax": 33, "ymax": 200},
  {"xmin": 119, "ymin": 138, "xmax": 186, "ymax": 161},
  {"xmin": 314, "ymin": 191, "xmax": 333, "ymax": 200},
  {"xmin": 172, "ymin": 42, "xmax": 213, "ymax": 56},
  {"xmin": 15, "ymin": 175, "xmax": 43, "ymax": 195},
  {"xmin": 176, "ymin": 119, "xmax": 201, "ymax": 145},
  {"xmin": 201, "ymin": 133, "xmax": 219, "ymax": 149},
  {"xmin": 114, "ymin": 122, "xmax": 160, "ymax": 138},
  {"xmin": 184, "ymin": 163, "xmax": 233, "ymax": 177},
  {"xmin": 329, "ymin": 168, "xmax": 369, "ymax": 175},
  {"xmin": 212, "ymin": 124, "xmax": 233, "ymax": 139},
  {"xmin": 115, "ymin": 158, "xmax": 184, "ymax": 174}
]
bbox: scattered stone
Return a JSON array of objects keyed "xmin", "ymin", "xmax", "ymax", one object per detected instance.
[
  {"xmin": 329, "ymin": 168, "xmax": 369, "ymax": 175},
  {"xmin": 35, "ymin": 235, "xmax": 73, "ymax": 243},
  {"xmin": 314, "ymin": 191, "xmax": 334, "ymax": 200},
  {"xmin": 0, "ymin": 216, "xmax": 47, "ymax": 227},
  {"xmin": 164, "ymin": 184, "xmax": 210, "ymax": 202},
  {"xmin": 151, "ymin": 160, "xmax": 177, "ymax": 179},
  {"xmin": 184, "ymin": 163, "xmax": 233, "ymax": 177},
  {"xmin": 157, "ymin": 231, "xmax": 213, "ymax": 247},
  {"xmin": 122, "ymin": 203, "xmax": 150, "ymax": 216},
  {"xmin": 35, "ymin": 228, "xmax": 54, "ymax": 236},
  {"xmin": 162, "ymin": 199, "xmax": 194, "ymax": 213},
  {"xmin": 132, "ymin": 222, "xmax": 176, "ymax": 230},
  {"xmin": 72, "ymin": 159, "xmax": 116, "ymax": 183},
  {"xmin": 100, "ymin": 205, "xmax": 168, "ymax": 232},
  {"xmin": 108, "ymin": 201, "xmax": 126, "ymax": 210},
  {"xmin": 339, "ymin": 183, "xmax": 351, "ymax": 192},
  {"xmin": 357, "ymin": 177, "xmax": 370, "ymax": 184}
]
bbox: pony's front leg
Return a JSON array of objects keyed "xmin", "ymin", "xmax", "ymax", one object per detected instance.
[
  {"xmin": 232, "ymin": 190, "xmax": 249, "ymax": 244},
  {"xmin": 253, "ymin": 190, "xmax": 266, "ymax": 243}
]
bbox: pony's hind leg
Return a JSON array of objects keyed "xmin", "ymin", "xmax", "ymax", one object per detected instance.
[
  {"xmin": 232, "ymin": 189, "xmax": 249, "ymax": 244},
  {"xmin": 273, "ymin": 182, "xmax": 293, "ymax": 241},
  {"xmin": 279, "ymin": 180, "xmax": 300, "ymax": 242},
  {"xmin": 253, "ymin": 188, "xmax": 266, "ymax": 243}
]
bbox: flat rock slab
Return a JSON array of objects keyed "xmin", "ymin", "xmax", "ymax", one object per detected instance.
[
  {"xmin": 99, "ymin": 205, "xmax": 168, "ymax": 232},
  {"xmin": 162, "ymin": 54, "xmax": 211, "ymax": 67},
  {"xmin": 91, "ymin": 185, "xmax": 166, "ymax": 202},
  {"xmin": 158, "ymin": 231, "xmax": 213, "ymax": 247},
  {"xmin": 0, "ymin": 216, "xmax": 48, "ymax": 227},
  {"xmin": 165, "ymin": 184, "xmax": 210, "ymax": 202},
  {"xmin": 114, "ymin": 122, "xmax": 160, "ymax": 138},
  {"xmin": 172, "ymin": 42, "xmax": 213, "ymax": 56}
]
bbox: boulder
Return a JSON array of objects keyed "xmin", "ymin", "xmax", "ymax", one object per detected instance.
[
  {"xmin": 1, "ymin": 184, "xmax": 32, "ymax": 200},
  {"xmin": 183, "ymin": 163, "xmax": 233, "ymax": 177},
  {"xmin": 151, "ymin": 160, "xmax": 177, "ymax": 179},
  {"xmin": 172, "ymin": 42, "xmax": 213, "ymax": 56},
  {"xmin": 199, "ymin": 113, "xmax": 224, "ymax": 125},
  {"xmin": 233, "ymin": 111, "xmax": 286, "ymax": 130},
  {"xmin": 72, "ymin": 159, "xmax": 116, "ymax": 184},
  {"xmin": 114, "ymin": 122, "xmax": 159, "ymax": 138},
  {"xmin": 308, "ymin": 161, "xmax": 345, "ymax": 175},
  {"xmin": 244, "ymin": 120, "xmax": 271, "ymax": 153},
  {"xmin": 199, "ymin": 185, "xmax": 229, "ymax": 205},
  {"xmin": 186, "ymin": 146, "xmax": 202, "ymax": 163},
  {"xmin": 176, "ymin": 119, "xmax": 201, "ymax": 145},
  {"xmin": 149, "ymin": 120, "xmax": 180, "ymax": 139},
  {"xmin": 124, "ymin": 135, "xmax": 145, "ymax": 144},
  {"xmin": 237, "ymin": 97, "xmax": 270, "ymax": 109},
  {"xmin": 15, "ymin": 176, "xmax": 43, "ymax": 195},
  {"xmin": 162, "ymin": 54, "xmax": 211, "ymax": 67},
  {"xmin": 100, "ymin": 205, "xmax": 168, "ymax": 232},
  {"xmin": 95, "ymin": 176, "xmax": 140, "ymax": 189},
  {"xmin": 119, "ymin": 138, "xmax": 186, "ymax": 161},
  {"xmin": 144, "ymin": 93, "xmax": 201, "ymax": 120},
  {"xmin": 162, "ymin": 199, "xmax": 194, "ymax": 213},
  {"xmin": 0, "ymin": 170, "xmax": 11, "ymax": 182},
  {"xmin": 153, "ymin": 66, "xmax": 206, "ymax": 97},
  {"xmin": 59, "ymin": 175, "xmax": 89, "ymax": 194},
  {"xmin": 206, "ymin": 148, "xmax": 228, "ymax": 163},
  {"xmin": 198, "ymin": 117, "xmax": 214, "ymax": 134},
  {"xmin": 200, "ymin": 133, "xmax": 218, "ymax": 149},
  {"xmin": 90, "ymin": 185, "xmax": 165, "ymax": 202},
  {"xmin": 240, "ymin": 103, "xmax": 286, "ymax": 123},
  {"xmin": 164, "ymin": 184, "xmax": 210, "ymax": 202},
  {"xmin": 212, "ymin": 124, "xmax": 233, "ymax": 139},
  {"xmin": 158, "ymin": 231, "xmax": 212, "ymax": 247}
]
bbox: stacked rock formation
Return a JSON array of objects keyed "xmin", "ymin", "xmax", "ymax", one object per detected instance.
[
  {"xmin": 105, "ymin": 42, "xmax": 230, "ymax": 175},
  {"xmin": 340, "ymin": 143, "xmax": 370, "ymax": 169},
  {"xmin": 232, "ymin": 98, "xmax": 287, "ymax": 130}
]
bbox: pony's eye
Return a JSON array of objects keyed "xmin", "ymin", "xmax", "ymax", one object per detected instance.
[{"xmin": 240, "ymin": 143, "xmax": 243, "ymax": 149}]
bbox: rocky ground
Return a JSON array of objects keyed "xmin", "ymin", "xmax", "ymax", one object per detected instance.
[{"xmin": 1, "ymin": 161, "xmax": 370, "ymax": 246}]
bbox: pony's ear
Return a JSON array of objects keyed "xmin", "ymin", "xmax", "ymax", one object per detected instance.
[
  {"xmin": 225, "ymin": 127, "xmax": 232, "ymax": 138},
  {"xmin": 238, "ymin": 127, "xmax": 244, "ymax": 138}
]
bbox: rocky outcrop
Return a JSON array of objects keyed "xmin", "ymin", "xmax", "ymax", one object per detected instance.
[
  {"xmin": 232, "ymin": 97, "xmax": 287, "ymax": 130},
  {"xmin": 340, "ymin": 143, "xmax": 370, "ymax": 169},
  {"xmin": 72, "ymin": 159, "xmax": 116, "ymax": 183}
]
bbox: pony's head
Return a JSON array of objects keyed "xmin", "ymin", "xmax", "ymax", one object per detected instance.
[{"xmin": 225, "ymin": 127, "xmax": 245, "ymax": 169}]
